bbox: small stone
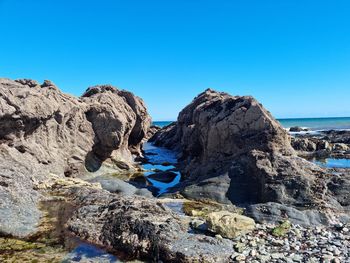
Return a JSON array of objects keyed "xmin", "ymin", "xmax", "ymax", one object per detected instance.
[
  {"xmin": 271, "ymin": 253, "xmax": 284, "ymax": 259},
  {"xmin": 272, "ymin": 239, "xmax": 285, "ymax": 246},
  {"xmin": 215, "ymin": 234, "xmax": 223, "ymax": 240},
  {"xmin": 234, "ymin": 254, "xmax": 246, "ymax": 261},
  {"xmin": 250, "ymin": 249, "xmax": 258, "ymax": 257},
  {"xmin": 249, "ymin": 240, "xmax": 257, "ymax": 247}
]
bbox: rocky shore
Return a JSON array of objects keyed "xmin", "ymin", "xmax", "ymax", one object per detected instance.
[
  {"xmin": 291, "ymin": 129, "xmax": 350, "ymax": 159},
  {"xmin": 1, "ymin": 79, "xmax": 349, "ymax": 262},
  {"xmin": 151, "ymin": 89, "xmax": 350, "ymax": 226}
]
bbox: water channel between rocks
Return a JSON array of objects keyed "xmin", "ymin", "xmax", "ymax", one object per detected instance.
[
  {"xmin": 0, "ymin": 142, "xmax": 184, "ymax": 262},
  {"xmin": 3, "ymin": 141, "xmax": 349, "ymax": 262}
]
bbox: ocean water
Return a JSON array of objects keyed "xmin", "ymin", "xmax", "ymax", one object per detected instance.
[
  {"xmin": 311, "ymin": 158, "xmax": 350, "ymax": 169},
  {"xmin": 154, "ymin": 117, "xmax": 350, "ymax": 130}
]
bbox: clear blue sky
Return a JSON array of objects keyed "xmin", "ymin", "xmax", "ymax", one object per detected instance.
[{"xmin": 1, "ymin": 0, "xmax": 349, "ymax": 120}]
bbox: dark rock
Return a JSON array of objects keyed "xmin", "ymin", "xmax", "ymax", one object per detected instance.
[
  {"xmin": 150, "ymin": 89, "xmax": 350, "ymax": 224},
  {"xmin": 15, "ymin": 79, "xmax": 39, "ymax": 88},
  {"xmin": 67, "ymin": 187, "xmax": 235, "ymax": 262},
  {"xmin": 88, "ymin": 176, "xmax": 152, "ymax": 198},
  {"xmin": 289, "ymin": 126, "xmax": 309, "ymax": 132},
  {"xmin": 146, "ymin": 125, "xmax": 161, "ymax": 140},
  {"xmin": 328, "ymin": 174, "xmax": 350, "ymax": 207},
  {"xmin": 245, "ymin": 202, "xmax": 330, "ymax": 226},
  {"xmin": 147, "ymin": 171, "xmax": 178, "ymax": 183},
  {"xmin": 291, "ymin": 137, "xmax": 317, "ymax": 152}
]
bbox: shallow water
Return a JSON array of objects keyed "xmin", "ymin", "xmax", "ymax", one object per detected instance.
[
  {"xmin": 0, "ymin": 199, "xmax": 119, "ymax": 263},
  {"xmin": 312, "ymin": 158, "xmax": 350, "ymax": 168},
  {"xmin": 62, "ymin": 243, "xmax": 118, "ymax": 262},
  {"xmin": 142, "ymin": 142, "xmax": 181, "ymax": 195},
  {"xmin": 143, "ymin": 142, "xmax": 177, "ymax": 164}
]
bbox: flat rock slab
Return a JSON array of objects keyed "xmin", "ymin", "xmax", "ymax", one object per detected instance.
[{"xmin": 67, "ymin": 187, "xmax": 234, "ymax": 262}]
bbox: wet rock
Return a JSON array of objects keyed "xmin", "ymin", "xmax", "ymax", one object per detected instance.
[
  {"xmin": 67, "ymin": 187, "xmax": 235, "ymax": 262},
  {"xmin": 206, "ymin": 211, "xmax": 255, "ymax": 239},
  {"xmin": 88, "ymin": 176, "xmax": 152, "ymax": 197},
  {"xmin": 147, "ymin": 171, "xmax": 178, "ymax": 183},
  {"xmin": 0, "ymin": 146, "xmax": 42, "ymax": 237}
]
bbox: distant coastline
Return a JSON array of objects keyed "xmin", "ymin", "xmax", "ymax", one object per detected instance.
[{"xmin": 154, "ymin": 116, "xmax": 350, "ymax": 130}]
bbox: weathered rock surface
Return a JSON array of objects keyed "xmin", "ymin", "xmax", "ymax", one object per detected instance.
[
  {"xmin": 245, "ymin": 202, "xmax": 332, "ymax": 226},
  {"xmin": 150, "ymin": 89, "xmax": 350, "ymax": 224},
  {"xmin": 0, "ymin": 78, "xmax": 151, "ymax": 237},
  {"xmin": 206, "ymin": 211, "xmax": 255, "ymax": 239},
  {"xmin": 291, "ymin": 130, "xmax": 350, "ymax": 159},
  {"xmin": 66, "ymin": 187, "xmax": 235, "ymax": 262}
]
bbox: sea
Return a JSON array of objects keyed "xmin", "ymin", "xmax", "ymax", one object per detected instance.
[{"xmin": 153, "ymin": 117, "xmax": 350, "ymax": 131}]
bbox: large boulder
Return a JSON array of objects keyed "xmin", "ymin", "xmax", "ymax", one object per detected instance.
[
  {"xmin": 206, "ymin": 211, "xmax": 255, "ymax": 239},
  {"xmin": 67, "ymin": 187, "xmax": 235, "ymax": 262},
  {"xmin": 150, "ymin": 89, "xmax": 349, "ymax": 221},
  {"xmin": 0, "ymin": 78, "xmax": 151, "ymax": 237}
]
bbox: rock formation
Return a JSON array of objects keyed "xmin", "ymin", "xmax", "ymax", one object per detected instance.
[
  {"xmin": 0, "ymin": 78, "xmax": 151, "ymax": 236},
  {"xmin": 150, "ymin": 89, "xmax": 350, "ymax": 224},
  {"xmin": 291, "ymin": 130, "xmax": 350, "ymax": 159},
  {"xmin": 66, "ymin": 186, "xmax": 235, "ymax": 262}
]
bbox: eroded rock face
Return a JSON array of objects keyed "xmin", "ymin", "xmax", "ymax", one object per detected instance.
[
  {"xmin": 0, "ymin": 78, "xmax": 151, "ymax": 236},
  {"xmin": 150, "ymin": 89, "xmax": 349, "ymax": 222},
  {"xmin": 0, "ymin": 79, "xmax": 150, "ymax": 176}
]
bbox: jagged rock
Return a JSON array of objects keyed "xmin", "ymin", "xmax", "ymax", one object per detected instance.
[
  {"xmin": 0, "ymin": 78, "xmax": 151, "ymax": 237},
  {"xmin": 333, "ymin": 143, "xmax": 349, "ymax": 152},
  {"xmin": 150, "ymin": 89, "xmax": 349, "ymax": 223},
  {"xmin": 317, "ymin": 140, "xmax": 332, "ymax": 151},
  {"xmin": 290, "ymin": 130, "xmax": 350, "ymax": 159},
  {"xmin": 67, "ymin": 187, "xmax": 235, "ymax": 262},
  {"xmin": 291, "ymin": 137, "xmax": 317, "ymax": 152},
  {"xmin": 146, "ymin": 125, "xmax": 161, "ymax": 140}
]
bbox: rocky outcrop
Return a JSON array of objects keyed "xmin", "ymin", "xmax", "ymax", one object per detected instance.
[
  {"xmin": 150, "ymin": 89, "xmax": 350, "ymax": 223},
  {"xmin": 66, "ymin": 186, "xmax": 235, "ymax": 262},
  {"xmin": 0, "ymin": 78, "xmax": 151, "ymax": 237},
  {"xmin": 291, "ymin": 131, "xmax": 350, "ymax": 159}
]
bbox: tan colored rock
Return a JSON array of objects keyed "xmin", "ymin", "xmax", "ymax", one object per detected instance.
[
  {"xmin": 333, "ymin": 143, "xmax": 349, "ymax": 151},
  {"xmin": 0, "ymin": 79, "xmax": 151, "ymax": 177},
  {"xmin": 0, "ymin": 78, "xmax": 151, "ymax": 237},
  {"xmin": 206, "ymin": 211, "xmax": 255, "ymax": 239}
]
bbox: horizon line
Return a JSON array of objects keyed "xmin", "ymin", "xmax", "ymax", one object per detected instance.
[{"xmin": 153, "ymin": 116, "xmax": 350, "ymax": 122}]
